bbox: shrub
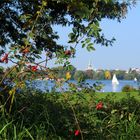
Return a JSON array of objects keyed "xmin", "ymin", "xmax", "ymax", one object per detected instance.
[
  {"xmin": 122, "ymin": 85, "xmax": 137, "ymax": 92},
  {"xmin": 1, "ymin": 90, "xmax": 140, "ymax": 139}
]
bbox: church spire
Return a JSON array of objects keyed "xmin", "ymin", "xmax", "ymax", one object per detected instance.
[{"xmin": 87, "ymin": 60, "xmax": 93, "ymax": 70}]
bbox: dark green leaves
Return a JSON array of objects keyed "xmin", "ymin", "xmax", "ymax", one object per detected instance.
[
  {"xmin": 0, "ymin": 0, "xmax": 135, "ymax": 64},
  {"xmin": 81, "ymin": 38, "xmax": 95, "ymax": 52}
]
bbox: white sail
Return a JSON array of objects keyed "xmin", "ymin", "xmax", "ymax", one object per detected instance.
[
  {"xmin": 112, "ymin": 74, "xmax": 119, "ymax": 85},
  {"xmin": 134, "ymin": 77, "xmax": 137, "ymax": 82}
]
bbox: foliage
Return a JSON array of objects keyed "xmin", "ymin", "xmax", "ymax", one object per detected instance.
[
  {"xmin": 122, "ymin": 85, "xmax": 137, "ymax": 92},
  {"xmin": 52, "ymin": 65, "xmax": 76, "ymax": 79},
  {"xmin": 0, "ymin": 0, "xmax": 136, "ymax": 66},
  {"xmin": 74, "ymin": 70, "xmax": 86, "ymax": 83},
  {"xmin": 0, "ymin": 90, "xmax": 140, "ymax": 139},
  {"xmin": 0, "ymin": 0, "xmax": 134, "ymax": 50},
  {"xmin": 85, "ymin": 70, "xmax": 95, "ymax": 79},
  {"xmin": 105, "ymin": 70, "xmax": 111, "ymax": 79},
  {"xmin": 53, "ymin": 68, "xmax": 140, "ymax": 80}
]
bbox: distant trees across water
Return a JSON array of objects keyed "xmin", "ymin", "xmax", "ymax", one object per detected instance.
[
  {"xmin": 50, "ymin": 66, "xmax": 140, "ymax": 81},
  {"xmin": 1, "ymin": 66, "xmax": 140, "ymax": 81}
]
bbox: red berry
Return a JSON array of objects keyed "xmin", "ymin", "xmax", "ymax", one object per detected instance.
[
  {"xmin": 0, "ymin": 53, "xmax": 8, "ymax": 63},
  {"xmin": 22, "ymin": 48, "xmax": 30, "ymax": 54},
  {"xmin": 31, "ymin": 66, "xmax": 38, "ymax": 72},
  {"xmin": 65, "ymin": 50, "xmax": 71, "ymax": 56},
  {"xmin": 96, "ymin": 102, "xmax": 103, "ymax": 110},
  {"xmin": 74, "ymin": 130, "xmax": 80, "ymax": 136}
]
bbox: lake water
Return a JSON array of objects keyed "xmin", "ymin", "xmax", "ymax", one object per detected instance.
[
  {"xmin": 85, "ymin": 80, "xmax": 139, "ymax": 92},
  {"xmin": 31, "ymin": 79, "xmax": 139, "ymax": 92}
]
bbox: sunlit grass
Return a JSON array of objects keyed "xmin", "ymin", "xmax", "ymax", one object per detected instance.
[{"xmin": 95, "ymin": 91, "xmax": 140, "ymax": 101}]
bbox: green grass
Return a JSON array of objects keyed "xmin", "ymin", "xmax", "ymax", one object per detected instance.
[
  {"xmin": 0, "ymin": 89, "xmax": 140, "ymax": 139},
  {"xmin": 94, "ymin": 91, "xmax": 140, "ymax": 101}
]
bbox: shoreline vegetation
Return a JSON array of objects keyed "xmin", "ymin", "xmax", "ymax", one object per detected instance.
[
  {"xmin": 1, "ymin": 66, "xmax": 140, "ymax": 81},
  {"xmin": 0, "ymin": 90, "xmax": 140, "ymax": 139}
]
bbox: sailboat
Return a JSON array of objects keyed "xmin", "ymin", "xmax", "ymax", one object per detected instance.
[
  {"xmin": 134, "ymin": 77, "xmax": 137, "ymax": 82},
  {"xmin": 112, "ymin": 74, "xmax": 119, "ymax": 85}
]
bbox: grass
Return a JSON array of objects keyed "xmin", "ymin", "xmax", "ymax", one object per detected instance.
[
  {"xmin": 0, "ymin": 89, "xmax": 140, "ymax": 139},
  {"xmin": 94, "ymin": 91, "xmax": 140, "ymax": 101}
]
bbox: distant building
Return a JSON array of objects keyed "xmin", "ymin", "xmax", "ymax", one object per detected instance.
[
  {"xmin": 86, "ymin": 60, "xmax": 93, "ymax": 71},
  {"xmin": 131, "ymin": 68, "xmax": 140, "ymax": 74},
  {"xmin": 115, "ymin": 69, "xmax": 120, "ymax": 71},
  {"xmin": 125, "ymin": 70, "xmax": 129, "ymax": 74},
  {"xmin": 96, "ymin": 69, "xmax": 103, "ymax": 73}
]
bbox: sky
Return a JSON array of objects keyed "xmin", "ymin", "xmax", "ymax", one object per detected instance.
[
  {"xmin": 1, "ymin": 1, "xmax": 140, "ymax": 71},
  {"xmin": 48, "ymin": 1, "xmax": 140, "ymax": 71}
]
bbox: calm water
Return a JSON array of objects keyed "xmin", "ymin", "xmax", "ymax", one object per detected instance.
[
  {"xmin": 85, "ymin": 80, "xmax": 139, "ymax": 92},
  {"xmin": 31, "ymin": 79, "xmax": 139, "ymax": 92}
]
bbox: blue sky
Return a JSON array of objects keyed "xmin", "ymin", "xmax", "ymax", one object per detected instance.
[
  {"xmin": 1, "ymin": 2, "xmax": 139, "ymax": 70},
  {"xmin": 48, "ymin": 2, "xmax": 140, "ymax": 70}
]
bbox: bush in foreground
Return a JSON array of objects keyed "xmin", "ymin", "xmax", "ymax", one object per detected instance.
[{"xmin": 0, "ymin": 90, "xmax": 140, "ymax": 140}]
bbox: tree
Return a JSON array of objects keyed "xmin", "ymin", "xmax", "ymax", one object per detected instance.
[
  {"xmin": 115, "ymin": 70, "xmax": 126, "ymax": 80},
  {"xmin": 0, "ymin": 0, "xmax": 136, "ymax": 62},
  {"xmin": 95, "ymin": 70, "xmax": 105, "ymax": 80},
  {"xmin": 51, "ymin": 65, "xmax": 76, "ymax": 79},
  {"xmin": 0, "ymin": 0, "xmax": 137, "ymax": 94},
  {"xmin": 74, "ymin": 70, "xmax": 86, "ymax": 83},
  {"xmin": 85, "ymin": 70, "xmax": 95, "ymax": 79},
  {"xmin": 105, "ymin": 70, "xmax": 111, "ymax": 80}
]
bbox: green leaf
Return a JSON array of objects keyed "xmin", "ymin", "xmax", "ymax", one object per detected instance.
[
  {"xmin": 68, "ymin": 33, "xmax": 77, "ymax": 43},
  {"xmin": 87, "ymin": 43, "xmax": 95, "ymax": 51},
  {"xmin": 28, "ymin": 32, "xmax": 35, "ymax": 39},
  {"xmin": 0, "ymin": 121, "xmax": 13, "ymax": 134},
  {"xmin": 82, "ymin": 43, "xmax": 86, "ymax": 48},
  {"xmin": 72, "ymin": 28, "xmax": 77, "ymax": 34},
  {"xmin": 111, "ymin": 109, "xmax": 117, "ymax": 114},
  {"xmin": 120, "ymin": 112, "xmax": 124, "ymax": 119},
  {"xmin": 42, "ymin": 1, "xmax": 47, "ymax": 6},
  {"xmin": 104, "ymin": 0, "xmax": 110, "ymax": 4},
  {"xmin": 85, "ymin": 38, "xmax": 91, "ymax": 44},
  {"xmin": 25, "ymin": 128, "xmax": 34, "ymax": 140}
]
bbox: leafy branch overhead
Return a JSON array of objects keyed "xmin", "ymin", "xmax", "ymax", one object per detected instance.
[{"xmin": 0, "ymin": 0, "xmax": 136, "ymax": 59}]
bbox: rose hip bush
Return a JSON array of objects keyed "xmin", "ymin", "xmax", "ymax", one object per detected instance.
[{"xmin": 0, "ymin": 90, "xmax": 140, "ymax": 139}]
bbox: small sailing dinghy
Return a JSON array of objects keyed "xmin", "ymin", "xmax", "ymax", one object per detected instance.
[
  {"xmin": 134, "ymin": 77, "xmax": 137, "ymax": 82},
  {"xmin": 112, "ymin": 74, "xmax": 119, "ymax": 85}
]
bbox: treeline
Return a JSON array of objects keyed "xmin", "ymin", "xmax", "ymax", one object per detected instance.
[
  {"xmin": 51, "ymin": 66, "xmax": 140, "ymax": 81},
  {"xmin": 1, "ymin": 66, "xmax": 140, "ymax": 81}
]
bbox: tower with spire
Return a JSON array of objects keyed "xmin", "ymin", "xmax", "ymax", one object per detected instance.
[{"xmin": 86, "ymin": 60, "xmax": 93, "ymax": 70}]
